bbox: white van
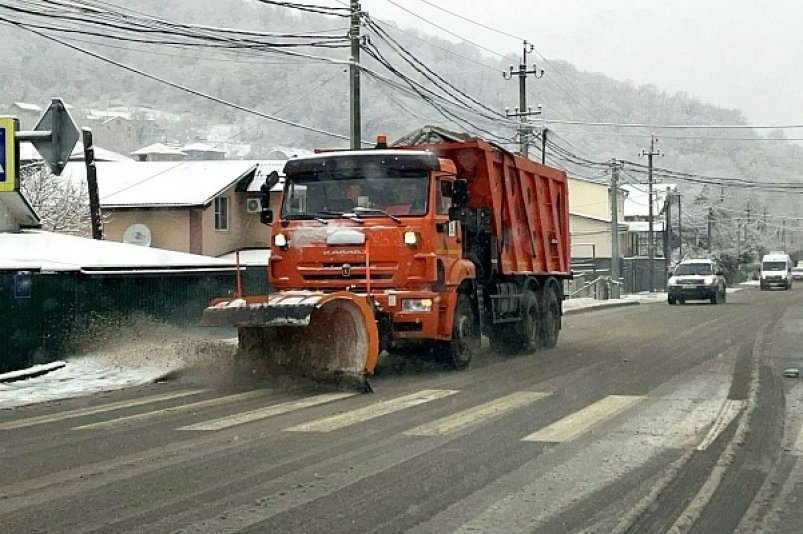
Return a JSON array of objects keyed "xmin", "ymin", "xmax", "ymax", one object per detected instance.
[{"xmin": 760, "ymin": 252, "xmax": 793, "ymax": 290}]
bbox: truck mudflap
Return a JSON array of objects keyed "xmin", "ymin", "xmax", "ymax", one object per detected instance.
[{"xmin": 201, "ymin": 291, "xmax": 380, "ymax": 391}]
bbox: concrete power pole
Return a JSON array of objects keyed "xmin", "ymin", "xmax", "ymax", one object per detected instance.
[
  {"xmin": 349, "ymin": 0, "xmax": 361, "ymax": 150},
  {"xmin": 664, "ymin": 188, "xmax": 672, "ymax": 277},
  {"xmin": 677, "ymin": 193, "xmax": 683, "ymax": 259},
  {"xmin": 610, "ymin": 159, "xmax": 622, "ymax": 297},
  {"xmin": 503, "ymin": 41, "xmax": 543, "ymax": 158},
  {"xmin": 707, "ymin": 207, "xmax": 715, "ymax": 253},
  {"xmin": 640, "ymin": 135, "xmax": 662, "ymax": 291}
]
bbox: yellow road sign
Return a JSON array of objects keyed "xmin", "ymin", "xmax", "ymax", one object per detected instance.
[{"xmin": 0, "ymin": 116, "xmax": 16, "ymax": 192}]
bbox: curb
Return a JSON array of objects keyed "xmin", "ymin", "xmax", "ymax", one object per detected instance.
[
  {"xmin": 0, "ymin": 361, "xmax": 67, "ymax": 384},
  {"xmin": 563, "ymin": 300, "xmax": 640, "ymax": 316}
]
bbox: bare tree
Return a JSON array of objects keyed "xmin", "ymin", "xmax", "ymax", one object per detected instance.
[{"xmin": 20, "ymin": 164, "xmax": 92, "ymax": 236}]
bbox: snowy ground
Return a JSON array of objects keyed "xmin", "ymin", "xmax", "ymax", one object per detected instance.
[{"xmin": 0, "ymin": 316, "xmax": 238, "ymax": 410}]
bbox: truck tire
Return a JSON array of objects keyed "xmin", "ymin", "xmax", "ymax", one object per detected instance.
[
  {"xmin": 710, "ymin": 291, "xmax": 718, "ymax": 305},
  {"xmin": 720, "ymin": 288, "xmax": 727, "ymax": 303},
  {"xmin": 540, "ymin": 288, "xmax": 560, "ymax": 349},
  {"xmin": 491, "ymin": 290, "xmax": 539, "ymax": 355},
  {"xmin": 668, "ymin": 296, "xmax": 677, "ymax": 305},
  {"xmin": 436, "ymin": 294, "xmax": 479, "ymax": 370}
]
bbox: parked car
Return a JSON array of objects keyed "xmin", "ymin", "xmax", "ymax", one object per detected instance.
[
  {"xmin": 667, "ymin": 259, "xmax": 727, "ymax": 305},
  {"xmin": 791, "ymin": 266, "xmax": 803, "ymax": 281}
]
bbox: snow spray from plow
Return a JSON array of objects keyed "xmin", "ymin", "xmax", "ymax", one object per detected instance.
[{"xmin": 201, "ymin": 291, "xmax": 379, "ymax": 392}]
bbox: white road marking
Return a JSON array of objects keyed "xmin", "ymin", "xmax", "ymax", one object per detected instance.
[
  {"xmin": 178, "ymin": 392, "xmax": 356, "ymax": 431},
  {"xmin": 696, "ymin": 399, "xmax": 746, "ymax": 450},
  {"xmin": 285, "ymin": 389, "xmax": 459, "ymax": 433},
  {"xmin": 521, "ymin": 395, "xmax": 645, "ymax": 443},
  {"xmin": 0, "ymin": 389, "xmax": 207, "ymax": 431},
  {"xmin": 73, "ymin": 390, "xmax": 271, "ymax": 430},
  {"xmin": 404, "ymin": 391, "xmax": 549, "ymax": 436}
]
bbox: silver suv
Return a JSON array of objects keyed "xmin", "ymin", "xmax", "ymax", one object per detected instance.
[{"xmin": 667, "ymin": 259, "xmax": 727, "ymax": 305}]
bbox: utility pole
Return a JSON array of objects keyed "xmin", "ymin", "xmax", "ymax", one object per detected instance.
[
  {"xmin": 664, "ymin": 188, "xmax": 672, "ymax": 276},
  {"xmin": 707, "ymin": 207, "xmax": 715, "ymax": 253},
  {"xmin": 640, "ymin": 135, "xmax": 662, "ymax": 291},
  {"xmin": 610, "ymin": 159, "xmax": 622, "ymax": 296},
  {"xmin": 736, "ymin": 218, "xmax": 741, "ymax": 259},
  {"xmin": 541, "ymin": 127, "xmax": 548, "ymax": 164},
  {"xmin": 677, "ymin": 192, "xmax": 683, "ymax": 259},
  {"xmin": 503, "ymin": 40, "xmax": 543, "ymax": 158},
  {"xmin": 349, "ymin": 0, "xmax": 361, "ymax": 150},
  {"xmin": 82, "ymin": 128, "xmax": 103, "ymax": 240}
]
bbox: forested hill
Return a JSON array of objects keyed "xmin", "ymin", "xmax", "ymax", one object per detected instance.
[{"xmin": 2, "ymin": 0, "xmax": 802, "ymax": 217}]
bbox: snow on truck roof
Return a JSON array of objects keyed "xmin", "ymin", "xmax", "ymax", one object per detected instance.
[
  {"xmin": 283, "ymin": 150, "xmax": 440, "ymax": 175},
  {"xmin": 0, "ymin": 230, "xmax": 236, "ymax": 272}
]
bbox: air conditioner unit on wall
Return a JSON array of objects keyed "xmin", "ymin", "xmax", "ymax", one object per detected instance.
[{"xmin": 246, "ymin": 197, "xmax": 262, "ymax": 213}]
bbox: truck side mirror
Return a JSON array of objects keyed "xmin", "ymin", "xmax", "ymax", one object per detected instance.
[
  {"xmin": 448, "ymin": 207, "xmax": 464, "ymax": 222},
  {"xmin": 259, "ymin": 183, "xmax": 273, "ymax": 225},
  {"xmin": 452, "ymin": 179, "xmax": 468, "ymax": 207}
]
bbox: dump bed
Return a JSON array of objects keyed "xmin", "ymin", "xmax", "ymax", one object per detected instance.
[{"xmin": 412, "ymin": 139, "xmax": 570, "ymax": 276}]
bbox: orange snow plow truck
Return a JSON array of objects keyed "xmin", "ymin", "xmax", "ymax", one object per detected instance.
[{"xmin": 202, "ymin": 134, "xmax": 571, "ymax": 389}]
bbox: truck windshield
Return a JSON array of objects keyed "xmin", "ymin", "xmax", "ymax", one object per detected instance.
[
  {"xmin": 763, "ymin": 261, "xmax": 788, "ymax": 271},
  {"xmin": 674, "ymin": 264, "xmax": 712, "ymax": 276},
  {"xmin": 281, "ymin": 171, "xmax": 429, "ymax": 219}
]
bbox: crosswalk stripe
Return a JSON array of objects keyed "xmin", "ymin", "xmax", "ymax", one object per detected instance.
[
  {"xmin": 404, "ymin": 391, "xmax": 550, "ymax": 437},
  {"xmin": 0, "ymin": 389, "xmax": 207, "ymax": 431},
  {"xmin": 285, "ymin": 389, "xmax": 459, "ymax": 433},
  {"xmin": 696, "ymin": 399, "xmax": 745, "ymax": 450},
  {"xmin": 521, "ymin": 394, "xmax": 645, "ymax": 443},
  {"xmin": 73, "ymin": 390, "xmax": 272, "ymax": 430},
  {"xmin": 177, "ymin": 392, "xmax": 357, "ymax": 431}
]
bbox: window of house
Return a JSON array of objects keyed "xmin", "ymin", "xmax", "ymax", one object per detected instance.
[{"xmin": 214, "ymin": 196, "xmax": 229, "ymax": 231}]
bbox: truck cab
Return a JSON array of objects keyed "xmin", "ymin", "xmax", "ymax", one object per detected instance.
[{"xmin": 266, "ymin": 149, "xmax": 476, "ymax": 360}]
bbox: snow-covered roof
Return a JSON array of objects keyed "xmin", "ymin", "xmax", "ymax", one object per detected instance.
[
  {"xmin": 627, "ymin": 221, "xmax": 666, "ymax": 233},
  {"xmin": 20, "ymin": 141, "xmax": 132, "ymax": 163},
  {"xmin": 622, "ymin": 184, "xmax": 676, "ymax": 218},
  {"xmin": 217, "ymin": 248, "xmax": 271, "ymax": 266},
  {"xmin": 130, "ymin": 143, "xmax": 187, "ymax": 156},
  {"xmin": 0, "ymin": 230, "xmax": 236, "ymax": 272},
  {"xmin": 248, "ymin": 160, "xmax": 287, "ymax": 192},
  {"xmin": 59, "ymin": 160, "xmax": 259, "ymax": 208},
  {"xmin": 12, "ymin": 102, "xmax": 43, "ymax": 112},
  {"xmin": 182, "ymin": 142, "xmax": 226, "ymax": 153}
]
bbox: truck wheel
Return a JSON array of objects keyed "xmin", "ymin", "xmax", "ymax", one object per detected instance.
[
  {"xmin": 668, "ymin": 296, "xmax": 676, "ymax": 305},
  {"xmin": 511, "ymin": 290, "xmax": 540, "ymax": 354},
  {"xmin": 437, "ymin": 294, "xmax": 479, "ymax": 370},
  {"xmin": 710, "ymin": 291, "xmax": 718, "ymax": 305},
  {"xmin": 540, "ymin": 289, "xmax": 560, "ymax": 349},
  {"xmin": 720, "ymin": 288, "xmax": 727, "ymax": 303}
]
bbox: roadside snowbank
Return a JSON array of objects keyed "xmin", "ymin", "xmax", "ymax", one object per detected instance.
[{"xmin": 0, "ymin": 315, "xmax": 237, "ymax": 409}]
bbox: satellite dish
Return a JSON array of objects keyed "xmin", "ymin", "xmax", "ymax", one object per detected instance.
[{"xmin": 122, "ymin": 223, "xmax": 152, "ymax": 247}]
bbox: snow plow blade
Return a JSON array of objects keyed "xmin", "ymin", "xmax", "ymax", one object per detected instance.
[{"xmin": 201, "ymin": 291, "xmax": 379, "ymax": 390}]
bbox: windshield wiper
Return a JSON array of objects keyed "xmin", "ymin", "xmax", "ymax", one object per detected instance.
[
  {"xmin": 352, "ymin": 207, "xmax": 402, "ymax": 224},
  {"xmin": 281, "ymin": 213, "xmax": 329, "ymax": 225},
  {"xmin": 316, "ymin": 210, "xmax": 364, "ymax": 224}
]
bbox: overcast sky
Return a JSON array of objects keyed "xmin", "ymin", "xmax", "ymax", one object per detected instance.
[{"xmin": 358, "ymin": 0, "xmax": 803, "ymax": 127}]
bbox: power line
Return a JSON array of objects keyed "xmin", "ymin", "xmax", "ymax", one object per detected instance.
[{"xmin": 7, "ymin": 21, "xmax": 355, "ymax": 141}]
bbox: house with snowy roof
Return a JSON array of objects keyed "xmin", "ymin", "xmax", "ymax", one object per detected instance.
[{"xmin": 59, "ymin": 159, "xmax": 287, "ymax": 257}]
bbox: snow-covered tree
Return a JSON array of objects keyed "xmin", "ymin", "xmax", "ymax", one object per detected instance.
[{"xmin": 20, "ymin": 165, "xmax": 91, "ymax": 236}]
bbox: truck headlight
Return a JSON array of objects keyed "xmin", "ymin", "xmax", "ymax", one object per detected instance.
[
  {"xmin": 705, "ymin": 276, "xmax": 717, "ymax": 285},
  {"xmin": 402, "ymin": 298, "xmax": 433, "ymax": 312},
  {"xmin": 273, "ymin": 233, "xmax": 288, "ymax": 248},
  {"xmin": 404, "ymin": 231, "xmax": 418, "ymax": 246}
]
